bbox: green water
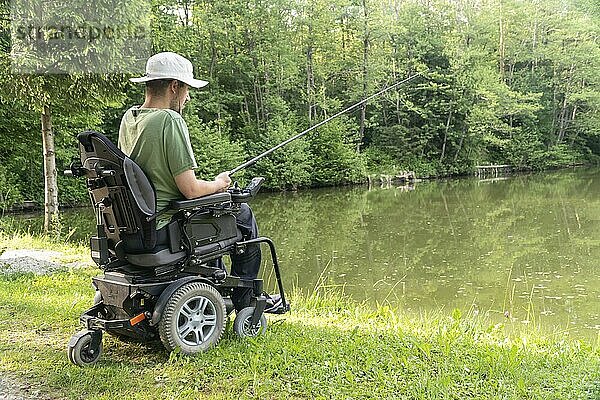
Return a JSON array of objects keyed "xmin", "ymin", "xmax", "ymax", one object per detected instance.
[
  {"xmin": 254, "ymin": 169, "xmax": 600, "ymax": 341},
  {"xmin": 3, "ymin": 168, "xmax": 599, "ymax": 340}
]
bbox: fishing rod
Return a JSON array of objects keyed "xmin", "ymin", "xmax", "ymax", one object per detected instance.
[{"xmin": 229, "ymin": 70, "xmax": 426, "ymax": 176}]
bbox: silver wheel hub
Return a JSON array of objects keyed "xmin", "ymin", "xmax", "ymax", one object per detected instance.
[
  {"xmin": 177, "ymin": 295, "xmax": 217, "ymax": 346},
  {"xmin": 243, "ymin": 317, "xmax": 261, "ymax": 335}
]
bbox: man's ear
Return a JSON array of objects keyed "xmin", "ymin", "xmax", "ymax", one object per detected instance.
[{"xmin": 170, "ymin": 80, "xmax": 179, "ymax": 93}]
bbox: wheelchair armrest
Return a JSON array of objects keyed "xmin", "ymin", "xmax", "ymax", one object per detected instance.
[{"xmin": 170, "ymin": 192, "xmax": 232, "ymax": 210}]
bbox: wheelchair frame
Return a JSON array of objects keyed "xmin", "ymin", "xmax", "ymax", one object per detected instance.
[{"xmin": 66, "ymin": 131, "xmax": 289, "ymax": 366}]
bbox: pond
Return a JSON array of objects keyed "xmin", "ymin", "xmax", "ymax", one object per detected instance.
[{"xmin": 3, "ymin": 168, "xmax": 599, "ymax": 341}]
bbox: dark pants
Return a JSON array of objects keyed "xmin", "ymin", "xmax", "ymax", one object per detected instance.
[{"xmin": 229, "ymin": 203, "xmax": 261, "ymax": 310}]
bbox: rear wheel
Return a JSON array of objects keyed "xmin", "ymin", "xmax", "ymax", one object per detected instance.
[{"xmin": 159, "ymin": 282, "xmax": 226, "ymax": 354}]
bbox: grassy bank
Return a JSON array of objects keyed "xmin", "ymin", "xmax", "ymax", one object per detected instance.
[{"xmin": 0, "ymin": 237, "xmax": 599, "ymax": 399}]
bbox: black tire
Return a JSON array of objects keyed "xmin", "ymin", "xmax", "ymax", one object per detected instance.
[
  {"xmin": 158, "ymin": 282, "xmax": 226, "ymax": 354},
  {"xmin": 68, "ymin": 330, "xmax": 103, "ymax": 367},
  {"xmin": 233, "ymin": 307, "xmax": 267, "ymax": 338}
]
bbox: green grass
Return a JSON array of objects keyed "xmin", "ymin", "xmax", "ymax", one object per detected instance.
[
  {"xmin": 0, "ymin": 236, "xmax": 599, "ymax": 399},
  {"xmin": 0, "ymin": 230, "xmax": 91, "ymax": 265}
]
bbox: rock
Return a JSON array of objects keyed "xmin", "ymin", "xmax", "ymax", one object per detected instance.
[{"xmin": 0, "ymin": 250, "xmax": 62, "ymax": 275}]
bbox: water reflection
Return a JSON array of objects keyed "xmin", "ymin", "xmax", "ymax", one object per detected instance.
[
  {"xmin": 2, "ymin": 168, "xmax": 599, "ymax": 340},
  {"xmin": 251, "ymin": 168, "xmax": 600, "ymax": 341}
]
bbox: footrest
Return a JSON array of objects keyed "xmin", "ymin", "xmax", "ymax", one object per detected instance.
[
  {"xmin": 80, "ymin": 303, "xmax": 134, "ymax": 331},
  {"xmin": 262, "ymin": 293, "xmax": 290, "ymax": 314},
  {"xmin": 264, "ymin": 303, "xmax": 290, "ymax": 314}
]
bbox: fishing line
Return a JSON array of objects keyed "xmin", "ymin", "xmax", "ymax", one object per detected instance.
[{"xmin": 229, "ymin": 70, "xmax": 426, "ymax": 176}]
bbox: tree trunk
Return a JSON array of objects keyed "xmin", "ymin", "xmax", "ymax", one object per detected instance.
[
  {"xmin": 453, "ymin": 131, "xmax": 465, "ymax": 163},
  {"xmin": 557, "ymin": 95, "xmax": 568, "ymax": 144},
  {"xmin": 263, "ymin": 65, "xmax": 270, "ymax": 122},
  {"xmin": 209, "ymin": 32, "xmax": 217, "ymax": 79},
  {"xmin": 393, "ymin": 1, "xmax": 401, "ymax": 124},
  {"xmin": 567, "ymin": 104, "xmax": 578, "ymax": 145},
  {"xmin": 392, "ymin": 51, "xmax": 401, "ymax": 124},
  {"xmin": 532, "ymin": 3, "xmax": 538, "ymax": 74},
  {"xmin": 253, "ymin": 79, "xmax": 262, "ymax": 128},
  {"xmin": 241, "ymin": 96, "xmax": 251, "ymax": 125},
  {"xmin": 440, "ymin": 109, "xmax": 453, "ymax": 162},
  {"xmin": 357, "ymin": 0, "xmax": 369, "ymax": 153},
  {"xmin": 498, "ymin": 1, "xmax": 505, "ymax": 80},
  {"xmin": 306, "ymin": 25, "xmax": 315, "ymax": 123},
  {"xmin": 181, "ymin": 0, "xmax": 191, "ymax": 26},
  {"xmin": 551, "ymin": 66, "xmax": 557, "ymax": 135},
  {"xmin": 41, "ymin": 104, "xmax": 59, "ymax": 233},
  {"xmin": 557, "ymin": 63, "xmax": 575, "ymax": 144}
]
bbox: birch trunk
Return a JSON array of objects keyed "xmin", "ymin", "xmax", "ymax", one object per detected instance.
[
  {"xmin": 393, "ymin": 0, "xmax": 401, "ymax": 124},
  {"xmin": 358, "ymin": 0, "xmax": 369, "ymax": 153},
  {"xmin": 557, "ymin": 64, "xmax": 576, "ymax": 143},
  {"xmin": 532, "ymin": 2, "xmax": 538, "ymax": 74},
  {"xmin": 557, "ymin": 95, "xmax": 568, "ymax": 144},
  {"xmin": 499, "ymin": 1, "xmax": 505, "ymax": 80},
  {"xmin": 306, "ymin": 26, "xmax": 315, "ymax": 123},
  {"xmin": 453, "ymin": 131, "xmax": 465, "ymax": 163},
  {"xmin": 440, "ymin": 109, "xmax": 452, "ymax": 162},
  {"xmin": 41, "ymin": 104, "xmax": 59, "ymax": 233}
]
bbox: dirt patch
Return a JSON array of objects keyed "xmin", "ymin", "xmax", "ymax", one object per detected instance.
[{"xmin": 0, "ymin": 375, "xmax": 41, "ymax": 400}]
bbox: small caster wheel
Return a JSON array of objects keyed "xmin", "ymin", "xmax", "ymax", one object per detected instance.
[
  {"xmin": 67, "ymin": 329, "xmax": 103, "ymax": 367},
  {"xmin": 233, "ymin": 307, "xmax": 267, "ymax": 338}
]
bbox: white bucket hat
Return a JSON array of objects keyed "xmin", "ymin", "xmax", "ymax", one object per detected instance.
[{"xmin": 130, "ymin": 52, "xmax": 208, "ymax": 88}]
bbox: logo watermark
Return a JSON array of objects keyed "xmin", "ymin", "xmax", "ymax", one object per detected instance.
[{"xmin": 10, "ymin": 0, "xmax": 152, "ymax": 74}]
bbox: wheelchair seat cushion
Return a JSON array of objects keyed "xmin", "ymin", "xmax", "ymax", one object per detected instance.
[{"xmin": 125, "ymin": 248, "xmax": 186, "ymax": 267}]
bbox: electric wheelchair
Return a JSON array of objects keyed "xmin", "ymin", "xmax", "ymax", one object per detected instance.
[{"xmin": 65, "ymin": 131, "xmax": 289, "ymax": 367}]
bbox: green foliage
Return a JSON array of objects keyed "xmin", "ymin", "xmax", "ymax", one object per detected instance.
[
  {"xmin": 245, "ymin": 112, "xmax": 311, "ymax": 190},
  {"xmin": 185, "ymin": 108, "xmax": 246, "ymax": 182},
  {"xmin": 0, "ymin": 163, "xmax": 23, "ymax": 211},
  {"xmin": 363, "ymin": 146, "xmax": 398, "ymax": 175},
  {"xmin": 0, "ymin": 98, "xmax": 41, "ymax": 208},
  {"xmin": 2, "ymin": 0, "xmax": 600, "ymax": 208},
  {"xmin": 529, "ymin": 144, "xmax": 581, "ymax": 170},
  {"xmin": 307, "ymin": 117, "xmax": 367, "ymax": 186}
]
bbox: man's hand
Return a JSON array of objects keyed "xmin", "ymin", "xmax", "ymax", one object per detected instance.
[{"xmin": 214, "ymin": 171, "xmax": 231, "ymax": 192}]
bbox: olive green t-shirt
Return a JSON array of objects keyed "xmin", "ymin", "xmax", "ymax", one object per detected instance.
[{"xmin": 118, "ymin": 106, "xmax": 197, "ymax": 229}]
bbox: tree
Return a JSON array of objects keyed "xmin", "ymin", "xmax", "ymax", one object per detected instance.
[
  {"xmin": 0, "ymin": 0, "xmax": 147, "ymax": 231},
  {"xmin": 2, "ymin": 0, "xmax": 600, "ymax": 211}
]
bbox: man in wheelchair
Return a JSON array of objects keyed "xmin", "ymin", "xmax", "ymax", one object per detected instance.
[
  {"xmin": 121, "ymin": 51, "xmax": 275, "ymax": 313},
  {"xmin": 66, "ymin": 52, "xmax": 288, "ymax": 366}
]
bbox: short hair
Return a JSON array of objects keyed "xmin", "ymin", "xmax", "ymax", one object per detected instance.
[{"xmin": 145, "ymin": 79, "xmax": 174, "ymax": 96}]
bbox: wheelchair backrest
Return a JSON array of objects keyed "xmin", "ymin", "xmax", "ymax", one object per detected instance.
[{"xmin": 77, "ymin": 130, "xmax": 157, "ymax": 253}]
